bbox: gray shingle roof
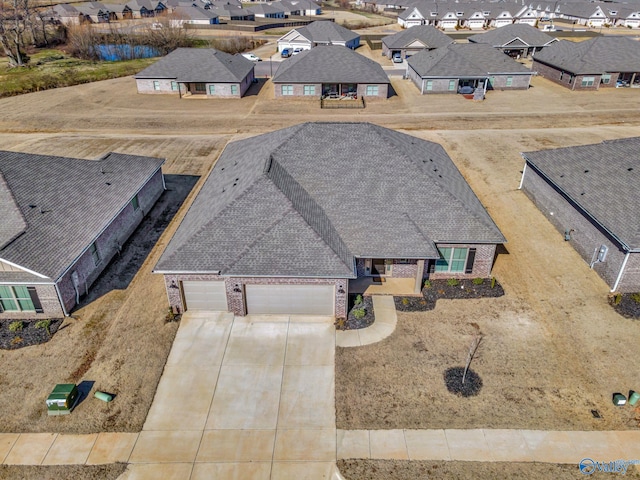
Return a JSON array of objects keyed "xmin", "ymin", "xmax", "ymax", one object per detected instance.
[
  {"xmin": 135, "ymin": 48, "xmax": 254, "ymax": 83},
  {"xmin": 382, "ymin": 25, "xmax": 453, "ymax": 50},
  {"xmin": 468, "ymin": 24, "xmax": 556, "ymax": 47},
  {"xmin": 523, "ymin": 137, "xmax": 640, "ymax": 251},
  {"xmin": 173, "ymin": 6, "xmax": 218, "ymax": 20},
  {"xmin": 0, "ymin": 172, "xmax": 26, "ymax": 251},
  {"xmin": 408, "ymin": 43, "xmax": 532, "ymax": 77},
  {"xmin": 272, "ymin": 46, "xmax": 389, "ymax": 84},
  {"xmin": 294, "ymin": 20, "xmax": 359, "ymax": 45},
  {"xmin": 156, "ymin": 123, "xmax": 505, "ymax": 277},
  {"xmin": 533, "ymin": 37, "xmax": 640, "ymax": 74},
  {"xmin": 0, "ymin": 151, "xmax": 164, "ymax": 280}
]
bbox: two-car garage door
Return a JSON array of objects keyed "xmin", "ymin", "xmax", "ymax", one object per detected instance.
[
  {"xmin": 182, "ymin": 281, "xmax": 228, "ymax": 311},
  {"xmin": 245, "ymin": 284, "xmax": 334, "ymax": 315}
]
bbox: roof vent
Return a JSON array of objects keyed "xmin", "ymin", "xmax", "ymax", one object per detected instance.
[
  {"xmin": 29, "ymin": 204, "xmax": 37, "ymax": 209},
  {"xmin": 106, "ymin": 182, "xmax": 111, "ymax": 186},
  {"xmin": 628, "ymin": 167, "xmax": 633, "ymax": 171},
  {"xmin": 584, "ymin": 169, "xmax": 589, "ymax": 173}
]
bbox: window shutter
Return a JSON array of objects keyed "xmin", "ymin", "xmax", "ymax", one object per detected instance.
[
  {"xmin": 27, "ymin": 287, "xmax": 44, "ymax": 314},
  {"xmin": 465, "ymin": 248, "xmax": 476, "ymax": 274}
]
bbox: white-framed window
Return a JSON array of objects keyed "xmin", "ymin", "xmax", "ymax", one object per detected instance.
[
  {"xmin": 601, "ymin": 74, "xmax": 611, "ymax": 84},
  {"xmin": 506, "ymin": 76, "xmax": 513, "ymax": 87},
  {"xmin": 365, "ymin": 85, "xmax": 379, "ymax": 96},
  {"xmin": 281, "ymin": 85, "xmax": 293, "ymax": 95},
  {"xmin": 153, "ymin": 80, "xmax": 160, "ymax": 91},
  {"xmin": 90, "ymin": 242, "xmax": 101, "ymax": 266},
  {"xmin": 426, "ymin": 80, "xmax": 433, "ymax": 91},
  {"xmin": 303, "ymin": 85, "xmax": 315, "ymax": 95},
  {"xmin": 230, "ymin": 85, "xmax": 238, "ymax": 95},
  {"xmin": 581, "ymin": 77, "xmax": 595, "ymax": 87},
  {"xmin": 435, "ymin": 247, "xmax": 468, "ymax": 273},
  {"xmin": 131, "ymin": 194, "xmax": 139, "ymax": 211},
  {"xmin": 448, "ymin": 80, "xmax": 456, "ymax": 91},
  {"xmin": 171, "ymin": 81, "xmax": 178, "ymax": 91},
  {"xmin": 0, "ymin": 286, "xmax": 35, "ymax": 312},
  {"xmin": 208, "ymin": 84, "xmax": 216, "ymax": 95}
]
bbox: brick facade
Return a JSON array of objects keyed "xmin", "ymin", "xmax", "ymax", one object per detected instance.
[
  {"xmin": 136, "ymin": 70, "xmax": 254, "ymax": 98},
  {"xmin": 409, "ymin": 68, "xmax": 530, "ymax": 94},
  {"xmin": 427, "ymin": 244, "xmax": 497, "ymax": 280},
  {"xmin": 274, "ymin": 82, "xmax": 389, "ymax": 99},
  {"xmin": 532, "ymin": 59, "xmax": 605, "ymax": 90},
  {"xmin": 521, "ymin": 164, "xmax": 639, "ymax": 292}
]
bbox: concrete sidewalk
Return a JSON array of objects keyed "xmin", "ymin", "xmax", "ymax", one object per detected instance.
[{"xmin": 336, "ymin": 296, "xmax": 397, "ymax": 347}]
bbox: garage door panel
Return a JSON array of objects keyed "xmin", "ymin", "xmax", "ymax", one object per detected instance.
[
  {"xmin": 245, "ymin": 284, "xmax": 334, "ymax": 315},
  {"xmin": 183, "ymin": 281, "xmax": 228, "ymax": 311}
]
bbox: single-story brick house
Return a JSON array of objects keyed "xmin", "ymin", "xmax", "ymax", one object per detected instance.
[
  {"xmin": 407, "ymin": 43, "xmax": 533, "ymax": 95},
  {"xmin": 277, "ymin": 20, "xmax": 360, "ymax": 52},
  {"xmin": 532, "ymin": 37, "xmax": 640, "ymax": 90},
  {"xmin": 169, "ymin": 6, "xmax": 219, "ymax": 26},
  {"xmin": 520, "ymin": 137, "xmax": 640, "ymax": 292},
  {"xmin": 272, "ymin": 46, "xmax": 389, "ymax": 98},
  {"xmin": 0, "ymin": 151, "xmax": 165, "ymax": 318},
  {"xmin": 467, "ymin": 24, "xmax": 557, "ymax": 58},
  {"xmin": 135, "ymin": 48, "xmax": 255, "ymax": 97},
  {"xmin": 154, "ymin": 122, "xmax": 506, "ymax": 317},
  {"xmin": 381, "ymin": 25, "xmax": 452, "ymax": 60}
]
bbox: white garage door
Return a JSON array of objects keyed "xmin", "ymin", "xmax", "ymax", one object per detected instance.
[
  {"xmin": 182, "ymin": 281, "xmax": 228, "ymax": 311},
  {"xmin": 245, "ymin": 284, "xmax": 334, "ymax": 315}
]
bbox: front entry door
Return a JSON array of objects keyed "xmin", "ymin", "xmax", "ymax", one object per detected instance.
[{"xmin": 372, "ymin": 258, "xmax": 387, "ymax": 277}]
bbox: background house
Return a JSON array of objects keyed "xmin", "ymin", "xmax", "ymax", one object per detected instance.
[
  {"xmin": 170, "ymin": 6, "xmax": 219, "ymax": 26},
  {"xmin": 520, "ymin": 138, "xmax": 640, "ymax": 292},
  {"xmin": 0, "ymin": 151, "xmax": 164, "ymax": 318},
  {"xmin": 533, "ymin": 37, "xmax": 640, "ymax": 90},
  {"xmin": 154, "ymin": 122, "xmax": 505, "ymax": 317},
  {"xmin": 135, "ymin": 48, "xmax": 255, "ymax": 97},
  {"xmin": 382, "ymin": 25, "xmax": 452, "ymax": 60},
  {"xmin": 272, "ymin": 46, "xmax": 389, "ymax": 98},
  {"xmin": 407, "ymin": 43, "xmax": 533, "ymax": 94},
  {"xmin": 277, "ymin": 21, "xmax": 360, "ymax": 52},
  {"xmin": 468, "ymin": 24, "xmax": 557, "ymax": 58}
]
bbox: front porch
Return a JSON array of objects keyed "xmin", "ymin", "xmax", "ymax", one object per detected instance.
[{"xmin": 349, "ymin": 277, "xmax": 422, "ymax": 296}]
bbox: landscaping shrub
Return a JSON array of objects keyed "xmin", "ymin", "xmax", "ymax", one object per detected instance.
[
  {"xmin": 35, "ymin": 319, "xmax": 51, "ymax": 336},
  {"xmin": 354, "ymin": 294, "xmax": 363, "ymax": 306},
  {"xmin": 472, "ymin": 278, "xmax": 484, "ymax": 285},
  {"xmin": 8, "ymin": 321, "xmax": 23, "ymax": 332},
  {"xmin": 631, "ymin": 293, "xmax": 640, "ymax": 304},
  {"xmin": 401, "ymin": 297, "xmax": 409, "ymax": 306},
  {"xmin": 423, "ymin": 280, "xmax": 431, "ymax": 289},
  {"xmin": 491, "ymin": 277, "xmax": 496, "ymax": 289},
  {"xmin": 352, "ymin": 307, "xmax": 366, "ymax": 320},
  {"xmin": 447, "ymin": 278, "xmax": 459, "ymax": 287}
]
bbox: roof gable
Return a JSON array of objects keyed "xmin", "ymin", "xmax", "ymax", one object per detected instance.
[{"xmin": 382, "ymin": 25, "xmax": 453, "ymax": 50}]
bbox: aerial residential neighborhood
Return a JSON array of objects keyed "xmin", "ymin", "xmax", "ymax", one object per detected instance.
[{"xmin": 0, "ymin": 0, "xmax": 640, "ymax": 478}]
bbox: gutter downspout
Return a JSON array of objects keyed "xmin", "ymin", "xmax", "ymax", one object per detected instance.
[
  {"xmin": 518, "ymin": 161, "xmax": 528, "ymax": 189},
  {"xmin": 611, "ymin": 252, "xmax": 630, "ymax": 292},
  {"xmin": 54, "ymin": 283, "xmax": 69, "ymax": 317}
]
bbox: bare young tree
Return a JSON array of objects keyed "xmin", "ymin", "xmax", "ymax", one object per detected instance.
[{"xmin": 0, "ymin": 0, "xmax": 30, "ymax": 66}]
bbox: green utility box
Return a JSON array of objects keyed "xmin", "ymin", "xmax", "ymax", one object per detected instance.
[{"xmin": 46, "ymin": 384, "xmax": 80, "ymax": 416}]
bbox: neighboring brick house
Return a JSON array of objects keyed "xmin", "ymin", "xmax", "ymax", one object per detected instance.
[
  {"xmin": 381, "ymin": 25, "xmax": 452, "ymax": 60},
  {"xmin": 272, "ymin": 46, "xmax": 389, "ymax": 99},
  {"xmin": 277, "ymin": 21, "xmax": 359, "ymax": 52},
  {"xmin": 135, "ymin": 48, "xmax": 255, "ymax": 98},
  {"xmin": 0, "ymin": 151, "xmax": 165, "ymax": 318},
  {"xmin": 467, "ymin": 24, "xmax": 557, "ymax": 58},
  {"xmin": 520, "ymin": 138, "xmax": 640, "ymax": 293},
  {"xmin": 532, "ymin": 37, "xmax": 640, "ymax": 90},
  {"xmin": 154, "ymin": 122, "xmax": 506, "ymax": 317},
  {"xmin": 407, "ymin": 43, "xmax": 533, "ymax": 95}
]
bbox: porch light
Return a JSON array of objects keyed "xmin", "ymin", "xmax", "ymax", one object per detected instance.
[
  {"xmin": 233, "ymin": 284, "xmax": 242, "ymax": 293},
  {"xmin": 337, "ymin": 285, "xmax": 345, "ymax": 294},
  {"xmin": 169, "ymin": 280, "xmax": 178, "ymax": 289}
]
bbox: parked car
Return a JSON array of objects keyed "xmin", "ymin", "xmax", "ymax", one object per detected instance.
[
  {"xmin": 242, "ymin": 53, "xmax": 262, "ymax": 62},
  {"xmin": 281, "ymin": 48, "xmax": 292, "ymax": 58},
  {"xmin": 392, "ymin": 52, "xmax": 403, "ymax": 63},
  {"xmin": 292, "ymin": 48, "xmax": 303, "ymax": 55},
  {"xmin": 616, "ymin": 79, "xmax": 629, "ymax": 88},
  {"xmin": 151, "ymin": 22, "xmax": 163, "ymax": 30},
  {"xmin": 458, "ymin": 85, "xmax": 474, "ymax": 94}
]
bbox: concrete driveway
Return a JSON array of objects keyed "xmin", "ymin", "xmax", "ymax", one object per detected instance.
[{"xmin": 122, "ymin": 311, "xmax": 338, "ymax": 479}]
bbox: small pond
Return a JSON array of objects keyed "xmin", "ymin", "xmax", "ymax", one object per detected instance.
[{"xmin": 96, "ymin": 44, "xmax": 160, "ymax": 61}]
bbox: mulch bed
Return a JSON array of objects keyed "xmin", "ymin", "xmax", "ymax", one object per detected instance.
[
  {"xmin": 393, "ymin": 278, "xmax": 504, "ymax": 312},
  {"xmin": 394, "ymin": 295, "xmax": 432, "ymax": 312},
  {"xmin": 444, "ymin": 366, "xmax": 483, "ymax": 397},
  {"xmin": 0, "ymin": 319, "xmax": 63, "ymax": 350},
  {"xmin": 610, "ymin": 293, "xmax": 640, "ymax": 319},
  {"xmin": 337, "ymin": 294, "xmax": 375, "ymax": 331}
]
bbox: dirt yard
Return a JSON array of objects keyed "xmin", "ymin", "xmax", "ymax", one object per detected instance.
[
  {"xmin": 0, "ymin": 463, "xmax": 126, "ymax": 480},
  {"xmin": 0, "ymin": 64, "xmax": 638, "ymax": 445}
]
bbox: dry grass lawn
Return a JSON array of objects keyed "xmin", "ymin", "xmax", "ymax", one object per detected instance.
[{"xmin": 0, "ymin": 463, "xmax": 126, "ymax": 480}]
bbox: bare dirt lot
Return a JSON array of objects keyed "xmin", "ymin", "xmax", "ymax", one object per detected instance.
[{"xmin": 0, "ymin": 66, "xmax": 638, "ymax": 479}]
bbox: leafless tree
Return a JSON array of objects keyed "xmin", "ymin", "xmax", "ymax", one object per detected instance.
[{"xmin": 0, "ymin": 0, "xmax": 29, "ymax": 66}]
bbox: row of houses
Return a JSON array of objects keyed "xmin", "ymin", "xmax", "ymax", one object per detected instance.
[
  {"xmin": 50, "ymin": 0, "xmax": 320, "ymax": 25},
  {"xmin": 366, "ymin": 0, "xmax": 640, "ymax": 30},
  {"xmin": 5, "ymin": 125, "xmax": 635, "ymax": 318}
]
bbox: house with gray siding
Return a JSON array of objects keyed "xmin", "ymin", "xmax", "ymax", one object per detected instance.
[
  {"xmin": 382, "ymin": 25, "xmax": 452, "ymax": 60},
  {"xmin": 520, "ymin": 137, "xmax": 640, "ymax": 293},
  {"xmin": 135, "ymin": 48, "xmax": 255, "ymax": 97},
  {"xmin": 532, "ymin": 37, "xmax": 640, "ymax": 90},
  {"xmin": 277, "ymin": 21, "xmax": 360, "ymax": 52},
  {"xmin": 154, "ymin": 122, "xmax": 506, "ymax": 317},
  {"xmin": 272, "ymin": 46, "xmax": 389, "ymax": 98},
  {"xmin": 407, "ymin": 43, "xmax": 533, "ymax": 95},
  {"xmin": 0, "ymin": 151, "xmax": 164, "ymax": 318}
]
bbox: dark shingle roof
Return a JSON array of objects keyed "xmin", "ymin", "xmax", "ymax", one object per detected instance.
[
  {"xmin": 156, "ymin": 123, "xmax": 505, "ymax": 277},
  {"xmin": 272, "ymin": 46, "xmax": 389, "ymax": 84},
  {"xmin": 135, "ymin": 48, "xmax": 254, "ymax": 82},
  {"xmin": 295, "ymin": 20, "xmax": 359, "ymax": 44},
  {"xmin": 0, "ymin": 151, "xmax": 164, "ymax": 280},
  {"xmin": 382, "ymin": 25, "xmax": 453, "ymax": 50},
  {"xmin": 534, "ymin": 37, "xmax": 640, "ymax": 74},
  {"xmin": 468, "ymin": 24, "xmax": 556, "ymax": 47},
  {"xmin": 0, "ymin": 172, "xmax": 26, "ymax": 250},
  {"xmin": 408, "ymin": 43, "xmax": 531, "ymax": 77},
  {"xmin": 522, "ymin": 137, "xmax": 640, "ymax": 251}
]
